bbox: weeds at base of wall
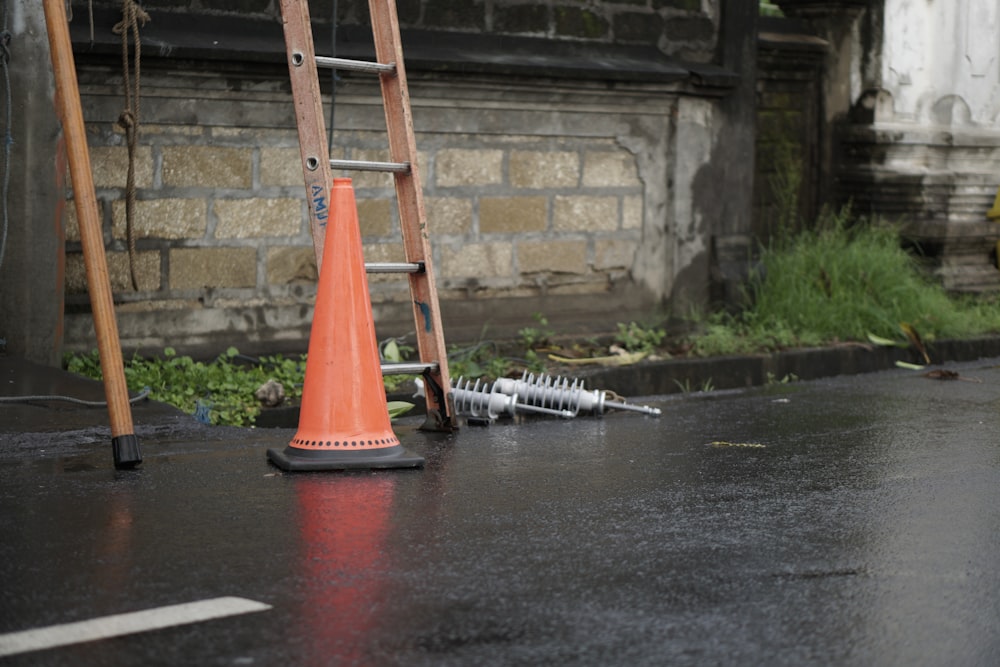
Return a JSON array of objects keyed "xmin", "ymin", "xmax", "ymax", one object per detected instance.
[
  {"xmin": 65, "ymin": 346, "xmax": 308, "ymax": 427},
  {"xmin": 64, "ymin": 208, "xmax": 1000, "ymax": 427}
]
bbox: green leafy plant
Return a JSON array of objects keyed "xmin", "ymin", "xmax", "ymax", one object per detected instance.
[
  {"xmin": 380, "ymin": 337, "xmax": 415, "ymax": 364},
  {"xmin": 67, "ymin": 346, "xmax": 308, "ymax": 426},
  {"xmin": 380, "ymin": 336, "xmax": 418, "ymax": 393},
  {"xmin": 387, "ymin": 401, "xmax": 415, "ymax": 420},
  {"xmin": 67, "ymin": 346, "xmax": 421, "ymax": 426},
  {"xmin": 517, "ymin": 312, "xmax": 555, "ymax": 350},
  {"xmin": 765, "ymin": 372, "xmax": 799, "ymax": 385},
  {"xmin": 66, "ymin": 332, "xmax": 552, "ymax": 430},
  {"xmin": 448, "ymin": 341, "xmax": 519, "ymax": 380},
  {"xmin": 672, "ymin": 377, "xmax": 714, "ymax": 394},
  {"xmin": 446, "ymin": 331, "xmax": 547, "ymax": 381},
  {"xmin": 614, "ymin": 321, "xmax": 666, "ymax": 355},
  {"xmin": 760, "ymin": 1, "xmax": 784, "ymax": 17}
]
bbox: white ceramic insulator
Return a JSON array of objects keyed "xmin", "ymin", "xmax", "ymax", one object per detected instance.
[
  {"xmin": 493, "ymin": 373, "xmax": 606, "ymax": 415},
  {"xmin": 452, "ymin": 377, "xmax": 517, "ymax": 422}
]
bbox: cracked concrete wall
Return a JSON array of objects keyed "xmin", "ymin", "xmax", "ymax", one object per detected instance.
[
  {"xmin": 666, "ymin": 98, "xmax": 714, "ymax": 308},
  {"xmin": 619, "ymin": 110, "xmax": 675, "ymax": 304}
]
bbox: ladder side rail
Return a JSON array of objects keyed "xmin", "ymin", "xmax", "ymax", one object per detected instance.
[
  {"xmin": 279, "ymin": 0, "xmax": 333, "ymax": 269},
  {"xmin": 368, "ymin": 0, "xmax": 453, "ymax": 424}
]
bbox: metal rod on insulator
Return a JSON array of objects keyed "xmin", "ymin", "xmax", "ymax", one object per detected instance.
[
  {"xmin": 492, "ymin": 373, "xmax": 591, "ymax": 415},
  {"xmin": 414, "ymin": 378, "xmax": 574, "ymax": 424},
  {"xmin": 494, "ymin": 372, "xmax": 662, "ymax": 417}
]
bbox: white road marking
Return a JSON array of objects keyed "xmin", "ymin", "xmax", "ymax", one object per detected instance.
[{"xmin": 0, "ymin": 596, "xmax": 271, "ymax": 657}]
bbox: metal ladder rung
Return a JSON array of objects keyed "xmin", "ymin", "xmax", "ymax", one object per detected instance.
[
  {"xmin": 381, "ymin": 361, "xmax": 438, "ymax": 375},
  {"xmin": 315, "ymin": 55, "xmax": 396, "ymax": 75},
  {"xmin": 330, "ymin": 159, "xmax": 411, "ymax": 173},
  {"xmin": 365, "ymin": 262, "xmax": 424, "ymax": 274}
]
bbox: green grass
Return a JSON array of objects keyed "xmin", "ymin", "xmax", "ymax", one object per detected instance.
[{"xmin": 689, "ymin": 208, "xmax": 1000, "ymax": 355}]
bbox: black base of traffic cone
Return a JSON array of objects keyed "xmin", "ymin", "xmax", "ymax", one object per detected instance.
[{"xmin": 266, "ymin": 444, "xmax": 424, "ymax": 471}]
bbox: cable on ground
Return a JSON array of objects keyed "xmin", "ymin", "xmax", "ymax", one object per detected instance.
[{"xmin": 0, "ymin": 387, "xmax": 151, "ymax": 407}]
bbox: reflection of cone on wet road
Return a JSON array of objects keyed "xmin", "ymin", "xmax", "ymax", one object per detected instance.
[
  {"xmin": 267, "ymin": 178, "xmax": 423, "ymax": 471},
  {"xmin": 296, "ymin": 475, "xmax": 394, "ymax": 663}
]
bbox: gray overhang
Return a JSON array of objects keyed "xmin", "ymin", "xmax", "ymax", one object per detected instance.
[{"xmin": 70, "ymin": 9, "xmax": 737, "ymax": 93}]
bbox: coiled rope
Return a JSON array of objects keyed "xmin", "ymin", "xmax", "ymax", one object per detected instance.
[{"xmin": 112, "ymin": 0, "xmax": 149, "ymax": 291}]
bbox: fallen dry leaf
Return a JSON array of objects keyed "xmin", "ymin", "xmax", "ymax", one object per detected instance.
[{"xmin": 923, "ymin": 369, "xmax": 982, "ymax": 383}]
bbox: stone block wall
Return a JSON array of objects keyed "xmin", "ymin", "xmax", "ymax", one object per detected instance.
[
  {"xmin": 59, "ymin": 1, "xmax": 744, "ymax": 356},
  {"xmin": 63, "ymin": 66, "xmax": 667, "ymax": 355}
]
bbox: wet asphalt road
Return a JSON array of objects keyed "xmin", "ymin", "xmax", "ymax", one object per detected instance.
[{"xmin": 2, "ymin": 357, "xmax": 1000, "ymax": 665}]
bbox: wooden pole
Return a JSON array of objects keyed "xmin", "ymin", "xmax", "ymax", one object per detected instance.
[{"xmin": 43, "ymin": 0, "xmax": 141, "ymax": 468}]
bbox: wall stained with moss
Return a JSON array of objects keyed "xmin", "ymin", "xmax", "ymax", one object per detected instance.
[{"xmin": 61, "ymin": 1, "xmax": 757, "ymax": 356}]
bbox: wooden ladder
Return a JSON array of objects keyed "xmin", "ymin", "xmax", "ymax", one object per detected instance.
[{"xmin": 279, "ymin": 0, "xmax": 455, "ymax": 430}]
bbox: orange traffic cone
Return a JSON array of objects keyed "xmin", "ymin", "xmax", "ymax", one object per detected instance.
[{"xmin": 267, "ymin": 178, "xmax": 423, "ymax": 470}]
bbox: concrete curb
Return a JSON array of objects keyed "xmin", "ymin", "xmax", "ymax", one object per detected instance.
[
  {"xmin": 254, "ymin": 336, "xmax": 1000, "ymax": 427},
  {"xmin": 577, "ymin": 336, "xmax": 1000, "ymax": 397}
]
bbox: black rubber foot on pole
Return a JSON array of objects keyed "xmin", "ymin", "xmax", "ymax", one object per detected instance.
[
  {"xmin": 266, "ymin": 444, "xmax": 423, "ymax": 471},
  {"xmin": 112, "ymin": 434, "xmax": 143, "ymax": 469}
]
